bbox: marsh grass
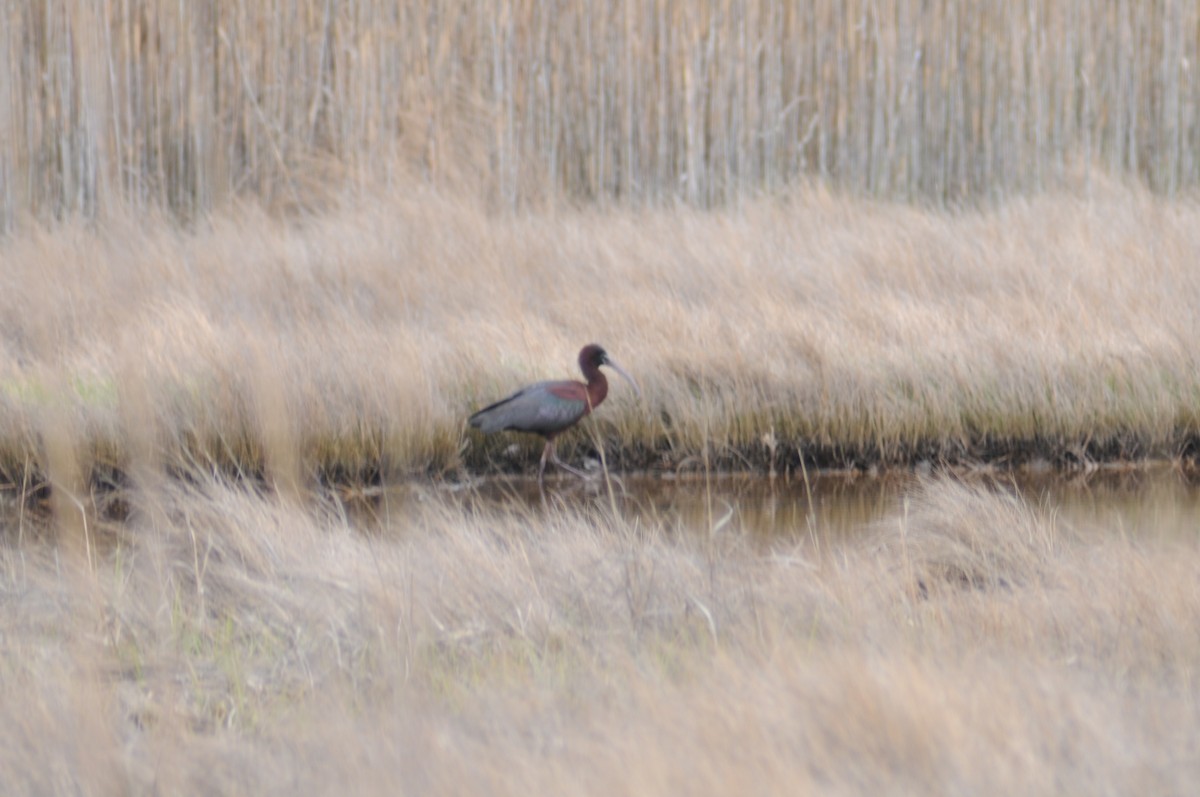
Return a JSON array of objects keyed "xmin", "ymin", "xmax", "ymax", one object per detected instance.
[
  {"xmin": 1, "ymin": 475, "xmax": 1197, "ymax": 794},
  {"xmin": 2, "ymin": 181, "xmax": 1200, "ymax": 486}
]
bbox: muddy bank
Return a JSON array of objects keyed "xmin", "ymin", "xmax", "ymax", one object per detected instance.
[{"xmin": 465, "ymin": 430, "xmax": 1200, "ymax": 479}]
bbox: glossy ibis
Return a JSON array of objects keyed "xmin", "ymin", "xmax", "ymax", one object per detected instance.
[{"xmin": 469, "ymin": 344, "xmax": 640, "ymax": 482}]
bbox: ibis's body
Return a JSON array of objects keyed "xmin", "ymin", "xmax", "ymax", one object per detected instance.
[{"xmin": 469, "ymin": 344, "xmax": 638, "ymax": 481}]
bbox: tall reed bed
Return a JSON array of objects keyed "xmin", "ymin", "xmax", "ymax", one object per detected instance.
[{"xmin": 3, "ymin": 0, "xmax": 1200, "ymax": 226}]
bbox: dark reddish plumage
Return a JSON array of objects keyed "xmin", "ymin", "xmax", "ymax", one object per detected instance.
[{"xmin": 469, "ymin": 344, "xmax": 639, "ymax": 481}]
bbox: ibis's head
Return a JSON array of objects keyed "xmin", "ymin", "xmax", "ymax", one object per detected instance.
[{"xmin": 578, "ymin": 344, "xmax": 641, "ymax": 397}]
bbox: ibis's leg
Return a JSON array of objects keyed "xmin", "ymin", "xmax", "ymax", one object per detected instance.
[
  {"xmin": 538, "ymin": 441, "xmax": 551, "ymax": 484},
  {"xmin": 548, "ymin": 439, "xmax": 590, "ymax": 479}
]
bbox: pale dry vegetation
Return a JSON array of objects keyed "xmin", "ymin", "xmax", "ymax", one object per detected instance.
[
  {"xmin": 4, "ymin": 2, "xmax": 1199, "ymax": 793},
  {"xmin": 5, "ymin": 0, "xmax": 1200, "ymax": 224},
  {"xmin": 1, "ymin": 477, "xmax": 1196, "ymax": 794}
]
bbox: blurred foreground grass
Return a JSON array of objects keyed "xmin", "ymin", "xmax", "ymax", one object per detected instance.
[{"xmin": 1, "ymin": 476, "xmax": 1197, "ymax": 794}]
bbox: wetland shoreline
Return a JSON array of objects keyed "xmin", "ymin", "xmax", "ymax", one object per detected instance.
[{"xmin": 4, "ymin": 429, "xmax": 1199, "ymax": 515}]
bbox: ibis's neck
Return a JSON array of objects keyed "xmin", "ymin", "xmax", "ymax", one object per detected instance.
[{"xmin": 582, "ymin": 366, "xmax": 609, "ymax": 410}]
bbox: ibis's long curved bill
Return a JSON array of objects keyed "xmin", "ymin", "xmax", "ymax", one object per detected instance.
[{"xmin": 605, "ymin": 357, "xmax": 642, "ymax": 399}]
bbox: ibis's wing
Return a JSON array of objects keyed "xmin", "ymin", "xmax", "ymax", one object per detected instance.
[{"xmin": 468, "ymin": 381, "xmax": 588, "ymax": 436}]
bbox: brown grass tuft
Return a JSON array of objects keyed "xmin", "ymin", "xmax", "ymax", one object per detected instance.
[{"xmin": 2, "ymin": 183, "xmax": 1200, "ymax": 480}]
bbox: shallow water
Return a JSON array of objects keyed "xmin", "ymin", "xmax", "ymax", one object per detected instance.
[
  {"xmin": 4, "ymin": 464, "xmax": 1198, "ymax": 545},
  {"xmin": 386, "ymin": 464, "xmax": 1200, "ymax": 542}
]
